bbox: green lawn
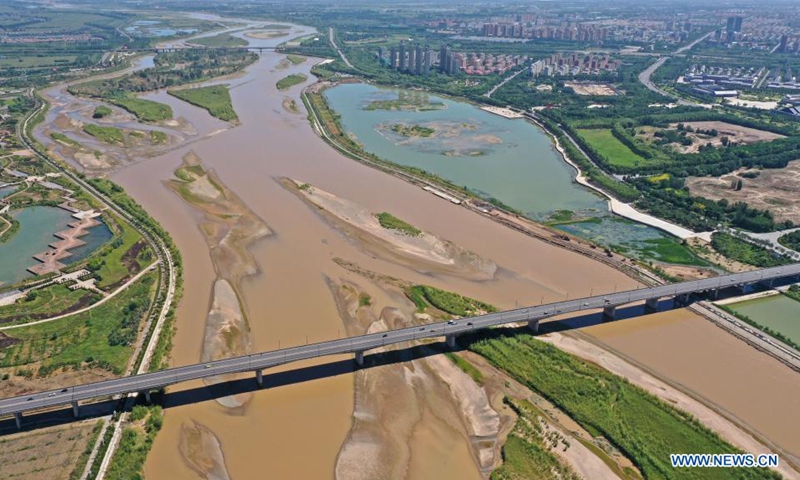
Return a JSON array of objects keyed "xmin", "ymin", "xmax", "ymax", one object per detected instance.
[
  {"xmin": 168, "ymin": 85, "xmax": 238, "ymax": 122},
  {"xmin": 0, "ymin": 273, "xmax": 156, "ymax": 376},
  {"xmin": 577, "ymin": 129, "xmax": 647, "ymax": 168},
  {"xmin": 92, "ymin": 215, "xmax": 145, "ymax": 289},
  {"xmin": 0, "ymin": 285, "xmax": 96, "ymax": 325},
  {"xmin": 110, "ymin": 97, "xmax": 173, "ymax": 122},
  {"xmin": 376, "ymin": 212, "xmax": 421, "ymax": 236},
  {"xmin": 276, "ymin": 73, "xmax": 307, "ymax": 90},
  {"xmin": 467, "ymin": 332, "xmax": 778, "ymax": 480},
  {"xmin": 83, "ymin": 124, "xmax": 125, "ymax": 145},
  {"xmin": 192, "ymin": 33, "xmax": 248, "ymax": 48},
  {"xmin": 286, "ymin": 54, "xmax": 306, "ymax": 65},
  {"xmin": 638, "ymin": 237, "xmax": 709, "ymax": 266}
]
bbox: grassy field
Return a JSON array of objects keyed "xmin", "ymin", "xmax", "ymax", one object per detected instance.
[
  {"xmin": 444, "ymin": 352, "xmax": 483, "ymax": 384},
  {"xmin": 276, "ymin": 73, "xmax": 308, "ymax": 90},
  {"xmin": 466, "ymin": 331, "xmax": 777, "ymax": 480},
  {"xmin": 577, "ymin": 129, "xmax": 647, "ymax": 168},
  {"xmin": 0, "ymin": 55, "xmax": 78, "ymax": 69},
  {"xmin": 168, "ymin": 85, "xmax": 238, "ymax": 122},
  {"xmin": 93, "ymin": 215, "xmax": 147, "ymax": 289},
  {"xmin": 376, "ymin": 212, "xmax": 421, "ymax": 236},
  {"xmin": 711, "ymin": 232, "xmax": 792, "ymax": 268},
  {"xmin": 286, "ymin": 54, "xmax": 306, "ymax": 65},
  {"xmin": 83, "ymin": 124, "xmax": 125, "ymax": 145},
  {"xmin": 150, "ymin": 130, "xmax": 168, "ymax": 145},
  {"xmin": 0, "ymin": 272, "xmax": 156, "ymax": 376},
  {"xmin": 0, "ymin": 285, "xmax": 96, "ymax": 325},
  {"xmin": 638, "ymin": 237, "xmax": 709, "ymax": 266},
  {"xmin": 406, "ymin": 285, "xmax": 497, "ymax": 316},
  {"xmin": 492, "ymin": 398, "xmax": 581, "ymax": 480},
  {"xmin": 192, "ymin": 32, "xmax": 248, "ymax": 48},
  {"xmin": 50, "ymin": 132, "xmax": 82, "ymax": 148},
  {"xmin": 110, "ymin": 97, "xmax": 172, "ymax": 122},
  {"xmin": 106, "ymin": 405, "xmax": 163, "ymax": 479},
  {"xmin": 93, "ymin": 105, "xmax": 112, "ymax": 119}
]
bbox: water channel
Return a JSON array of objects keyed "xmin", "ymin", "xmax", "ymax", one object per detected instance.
[{"xmin": 324, "ymin": 83, "xmax": 694, "ymax": 264}]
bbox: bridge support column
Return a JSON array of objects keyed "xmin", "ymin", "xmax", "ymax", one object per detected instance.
[
  {"xmin": 645, "ymin": 297, "xmax": 659, "ymax": 313},
  {"xmin": 354, "ymin": 351, "xmax": 365, "ymax": 367},
  {"xmin": 739, "ymin": 283, "xmax": 750, "ymax": 294},
  {"xmin": 14, "ymin": 412, "xmax": 21, "ymax": 430},
  {"xmin": 674, "ymin": 293, "xmax": 691, "ymax": 307},
  {"xmin": 72, "ymin": 401, "xmax": 79, "ymax": 418},
  {"xmin": 527, "ymin": 319, "xmax": 540, "ymax": 334},
  {"xmin": 445, "ymin": 334, "xmax": 457, "ymax": 349},
  {"xmin": 143, "ymin": 391, "xmax": 151, "ymax": 404},
  {"xmin": 602, "ymin": 305, "xmax": 616, "ymax": 321},
  {"xmin": 255, "ymin": 370, "xmax": 263, "ymax": 388}
]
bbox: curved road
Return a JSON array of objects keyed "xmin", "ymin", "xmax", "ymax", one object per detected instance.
[
  {"xmin": 638, "ymin": 31, "xmax": 715, "ymax": 106},
  {"xmin": 2, "ymin": 262, "xmax": 798, "ymax": 424}
]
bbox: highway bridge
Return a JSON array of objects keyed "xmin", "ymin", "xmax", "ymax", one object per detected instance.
[{"xmin": 2, "ymin": 263, "xmax": 799, "ymax": 429}]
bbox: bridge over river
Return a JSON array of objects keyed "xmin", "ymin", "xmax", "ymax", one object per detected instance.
[{"xmin": 2, "ymin": 263, "xmax": 799, "ymax": 429}]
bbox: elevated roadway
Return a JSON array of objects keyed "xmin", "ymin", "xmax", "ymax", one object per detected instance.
[{"xmin": 2, "ymin": 263, "xmax": 799, "ymax": 428}]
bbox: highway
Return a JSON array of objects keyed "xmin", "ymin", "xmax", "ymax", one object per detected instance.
[{"xmin": 2, "ymin": 263, "xmax": 799, "ymax": 425}]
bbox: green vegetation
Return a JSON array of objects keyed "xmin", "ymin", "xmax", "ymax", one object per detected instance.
[
  {"xmin": 0, "ymin": 285, "xmax": 95, "ymax": 325},
  {"xmin": 576, "ymin": 129, "xmax": 647, "ymax": 168},
  {"xmin": 106, "ymin": 405, "xmax": 163, "ymax": 479},
  {"xmin": 364, "ymin": 98, "xmax": 446, "ymax": 112},
  {"xmin": 286, "ymin": 54, "xmax": 307, "ymax": 65},
  {"xmin": 778, "ymin": 230, "xmax": 800, "ymax": 253},
  {"xmin": 0, "ymin": 273, "xmax": 155, "ymax": 376},
  {"xmin": 276, "ymin": 73, "xmax": 308, "ymax": 90},
  {"xmin": 88, "ymin": 215, "xmax": 147, "ymax": 289},
  {"xmin": 50, "ymin": 132, "xmax": 81, "ymax": 148},
  {"xmin": 150, "ymin": 130, "xmax": 168, "ymax": 145},
  {"xmin": 711, "ymin": 233, "xmax": 792, "ymax": 268},
  {"xmin": 492, "ymin": 398, "xmax": 580, "ymax": 480},
  {"xmin": 111, "ymin": 97, "xmax": 173, "ymax": 123},
  {"xmin": 358, "ymin": 293, "xmax": 372, "ymax": 307},
  {"xmin": 376, "ymin": 212, "xmax": 421, "ymax": 236},
  {"xmin": 406, "ymin": 285, "xmax": 497, "ymax": 316},
  {"xmin": 390, "ymin": 123, "xmax": 435, "ymax": 138},
  {"xmin": 168, "ymin": 85, "xmax": 238, "ymax": 122},
  {"xmin": 69, "ymin": 421, "xmax": 104, "ymax": 480},
  {"xmin": 637, "ymin": 237, "xmax": 708, "ymax": 266},
  {"xmin": 83, "ymin": 124, "xmax": 125, "ymax": 145},
  {"xmin": 466, "ymin": 331, "xmax": 777, "ymax": 480},
  {"xmin": 93, "ymin": 105, "xmax": 112, "ymax": 119},
  {"xmin": 192, "ymin": 32, "xmax": 247, "ymax": 48},
  {"xmin": 444, "ymin": 352, "xmax": 483, "ymax": 385}
]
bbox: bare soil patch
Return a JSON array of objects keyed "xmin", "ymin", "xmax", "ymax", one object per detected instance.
[
  {"xmin": 0, "ymin": 421, "xmax": 99, "ymax": 480},
  {"xmin": 564, "ymin": 82, "xmax": 618, "ymax": 96},
  {"xmin": 687, "ymin": 160, "xmax": 800, "ymax": 224}
]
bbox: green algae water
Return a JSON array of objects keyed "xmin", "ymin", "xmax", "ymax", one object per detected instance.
[
  {"xmin": 729, "ymin": 294, "xmax": 800, "ymax": 346},
  {"xmin": 324, "ymin": 84, "xmax": 700, "ymax": 264}
]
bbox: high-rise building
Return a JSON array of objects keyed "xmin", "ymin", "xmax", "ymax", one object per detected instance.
[
  {"xmin": 726, "ymin": 16, "xmax": 743, "ymax": 42},
  {"xmin": 399, "ymin": 42, "xmax": 407, "ymax": 71},
  {"xmin": 389, "ymin": 46, "xmax": 398, "ymax": 70},
  {"xmin": 407, "ymin": 46, "xmax": 416, "ymax": 73},
  {"xmin": 415, "ymin": 45, "xmax": 423, "ymax": 75},
  {"xmin": 779, "ymin": 34, "xmax": 789, "ymax": 53},
  {"xmin": 423, "ymin": 46, "xmax": 431, "ymax": 75},
  {"xmin": 439, "ymin": 45, "xmax": 449, "ymax": 73}
]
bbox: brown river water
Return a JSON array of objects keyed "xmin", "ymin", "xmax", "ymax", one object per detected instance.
[
  {"xmin": 99, "ymin": 30, "xmax": 637, "ymax": 479},
  {"xmin": 36, "ymin": 22, "xmax": 793, "ymax": 480}
]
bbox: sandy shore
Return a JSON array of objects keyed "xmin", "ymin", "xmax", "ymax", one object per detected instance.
[{"xmin": 284, "ymin": 179, "xmax": 497, "ymax": 281}]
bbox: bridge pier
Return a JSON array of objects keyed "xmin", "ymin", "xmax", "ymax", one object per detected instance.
[
  {"xmin": 14, "ymin": 412, "xmax": 21, "ymax": 430},
  {"xmin": 645, "ymin": 297, "xmax": 659, "ymax": 313},
  {"xmin": 354, "ymin": 351, "xmax": 365, "ymax": 367},
  {"xmin": 255, "ymin": 370, "xmax": 263, "ymax": 388},
  {"xmin": 602, "ymin": 305, "xmax": 616, "ymax": 321},
  {"xmin": 445, "ymin": 334, "xmax": 457, "ymax": 349},
  {"xmin": 527, "ymin": 319, "xmax": 540, "ymax": 333},
  {"xmin": 72, "ymin": 401, "xmax": 79, "ymax": 418},
  {"xmin": 143, "ymin": 391, "xmax": 151, "ymax": 404},
  {"xmin": 674, "ymin": 293, "xmax": 691, "ymax": 307}
]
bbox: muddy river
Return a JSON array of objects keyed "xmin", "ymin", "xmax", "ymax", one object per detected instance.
[{"xmin": 38, "ymin": 20, "xmax": 775, "ymax": 480}]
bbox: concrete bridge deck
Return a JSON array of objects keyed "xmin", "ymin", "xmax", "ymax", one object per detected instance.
[{"xmin": 2, "ymin": 263, "xmax": 799, "ymax": 428}]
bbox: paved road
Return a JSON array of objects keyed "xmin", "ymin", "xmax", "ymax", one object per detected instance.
[
  {"xmin": 638, "ymin": 32, "xmax": 714, "ymax": 107},
  {"xmin": 3, "ymin": 263, "xmax": 799, "ymax": 422},
  {"xmin": 329, "ymin": 27, "xmax": 354, "ymax": 69},
  {"xmin": 485, "ymin": 66, "xmax": 526, "ymax": 98}
]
